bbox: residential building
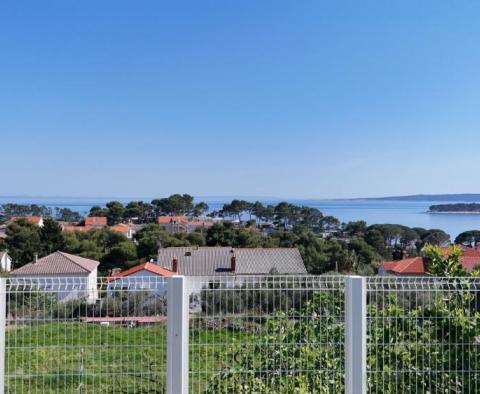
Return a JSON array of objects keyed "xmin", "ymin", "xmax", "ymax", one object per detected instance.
[
  {"xmin": 109, "ymin": 224, "xmax": 135, "ymax": 239},
  {"xmin": 156, "ymin": 246, "xmax": 307, "ymax": 276},
  {"xmin": 157, "ymin": 216, "xmax": 189, "ymax": 225},
  {"xmin": 85, "ymin": 216, "xmax": 107, "ymax": 227},
  {"xmin": 63, "ymin": 222, "xmax": 135, "ymax": 239},
  {"xmin": 10, "ymin": 216, "xmax": 44, "ymax": 227},
  {"xmin": 159, "ymin": 246, "xmax": 307, "ymax": 294},
  {"xmin": 0, "ymin": 251, "xmax": 11, "ymax": 272},
  {"xmin": 110, "ymin": 246, "xmax": 307, "ymax": 303},
  {"xmin": 157, "ymin": 216, "xmax": 214, "ymax": 234},
  {"xmin": 107, "ymin": 262, "xmax": 175, "ymax": 295},
  {"xmin": 379, "ymin": 245, "xmax": 480, "ymax": 275},
  {"xmin": 10, "ymin": 251, "xmax": 99, "ymax": 302}
]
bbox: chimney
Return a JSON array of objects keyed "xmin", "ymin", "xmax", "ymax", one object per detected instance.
[
  {"xmin": 111, "ymin": 268, "xmax": 121, "ymax": 276},
  {"xmin": 172, "ymin": 256, "xmax": 178, "ymax": 273},
  {"xmin": 230, "ymin": 249, "xmax": 236, "ymax": 272},
  {"xmin": 33, "ymin": 254, "xmax": 38, "ymax": 264}
]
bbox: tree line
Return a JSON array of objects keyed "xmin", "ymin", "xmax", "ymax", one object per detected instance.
[
  {"xmin": 429, "ymin": 203, "xmax": 480, "ymax": 213},
  {"xmin": 6, "ymin": 194, "xmax": 478, "ymax": 277},
  {"xmin": 0, "ymin": 204, "xmax": 83, "ymax": 223},
  {"xmin": 0, "ymin": 215, "xmax": 452, "ymax": 278}
]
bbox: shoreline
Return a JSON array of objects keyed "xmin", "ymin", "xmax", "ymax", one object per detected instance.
[{"xmin": 428, "ymin": 211, "xmax": 480, "ymax": 215}]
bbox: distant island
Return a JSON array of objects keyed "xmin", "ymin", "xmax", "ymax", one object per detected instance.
[
  {"xmin": 429, "ymin": 203, "xmax": 480, "ymax": 214},
  {"xmin": 358, "ymin": 194, "xmax": 480, "ymax": 202}
]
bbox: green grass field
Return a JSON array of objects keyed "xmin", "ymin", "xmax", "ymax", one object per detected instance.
[{"xmin": 5, "ymin": 322, "xmax": 250, "ymax": 393}]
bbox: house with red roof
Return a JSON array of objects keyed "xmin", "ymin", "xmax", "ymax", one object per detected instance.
[
  {"xmin": 109, "ymin": 246, "xmax": 307, "ymax": 296},
  {"xmin": 109, "ymin": 224, "xmax": 135, "ymax": 239},
  {"xmin": 157, "ymin": 216, "xmax": 189, "ymax": 225},
  {"xmin": 157, "ymin": 216, "xmax": 214, "ymax": 234},
  {"xmin": 107, "ymin": 262, "xmax": 175, "ymax": 295},
  {"xmin": 10, "ymin": 216, "xmax": 44, "ymax": 227},
  {"xmin": 63, "ymin": 222, "xmax": 135, "ymax": 239},
  {"xmin": 380, "ymin": 246, "xmax": 480, "ymax": 275},
  {"xmin": 85, "ymin": 216, "xmax": 107, "ymax": 227}
]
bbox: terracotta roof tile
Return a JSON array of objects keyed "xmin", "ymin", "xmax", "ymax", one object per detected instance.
[
  {"xmin": 383, "ymin": 246, "xmax": 480, "ymax": 275},
  {"xmin": 109, "ymin": 262, "xmax": 175, "ymax": 281},
  {"xmin": 109, "ymin": 224, "xmax": 131, "ymax": 233},
  {"xmin": 157, "ymin": 216, "xmax": 189, "ymax": 224},
  {"xmin": 85, "ymin": 217, "xmax": 107, "ymax": 226},
  {"xmin": 386, "ymin": 257, "xmax": 427, "ymax": 274}
]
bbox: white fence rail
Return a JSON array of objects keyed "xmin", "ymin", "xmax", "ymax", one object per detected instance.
[{"xmin": 1, "ymin": 275, "xmax": 480, "ymax": 393}]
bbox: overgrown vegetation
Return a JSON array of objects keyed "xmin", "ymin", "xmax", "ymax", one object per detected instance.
[{"xmin": 206, "ymin": 246, "xmax": 480, "ymax": 393}]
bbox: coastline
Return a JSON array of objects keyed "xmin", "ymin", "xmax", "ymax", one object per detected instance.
[{"xmin": 428, "ymin": 211, "xmax": 480, "ymax": 215}]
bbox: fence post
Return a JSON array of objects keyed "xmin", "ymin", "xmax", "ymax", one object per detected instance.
[
  {"xmin": 0, "ymin": 278, "xmax": 6, "ymax": 394},
  {"xmin": 345, "ymin": 276, "xmax": 367, "ymax": 394},
  {"xmin": 167, "ymin": 276, "xmax": 189, "ymax": 394}
]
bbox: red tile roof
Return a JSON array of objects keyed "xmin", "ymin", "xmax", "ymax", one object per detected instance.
[
  {"xmin": 460, "ymin": 255, "xmax": 480, "ymax": 272},
  {"xmin": 85, "ymin": 217, "xmax": 107, "ymax": 226},
  {"xmin": 157, "ymin": 216, "xmax": 189, "ymax": 224},
  {"xmin": 109, "ymin": 262, "xmax": 176, "ymax": 281},
  {"xmin": 383, "ymin": 246, "xmax": 480, "ymax": 275},
  {"xmin": 64, "ymin": 224, "xmax": 131, "ymax": 234},
  {"xmin": 109, "ymin": 224, "xmax": 130, "ymax": 233},
  {"xmin": 10, "ymin": 216, "xmax": 42, "ymax": 224},
  {"xmin": 383, "ymin": 257, "xmax": 427, "ymax": 275}
]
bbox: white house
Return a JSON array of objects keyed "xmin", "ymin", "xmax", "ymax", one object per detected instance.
[
  {"xmin": 107, "ymin": 262, "xmax": 175, "ymax": 296},
  {"xmin": 10, "ymin": 251, "xmax": 99, "ymax": 302},
  {"xmin": 0, "ymin": 251, "xmax": 11, "ymax": 272}
]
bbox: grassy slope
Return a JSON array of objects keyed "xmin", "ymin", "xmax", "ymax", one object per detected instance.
[{"xmin": 5, "ymin": 322, "xmax": 250, "ymax": 394}]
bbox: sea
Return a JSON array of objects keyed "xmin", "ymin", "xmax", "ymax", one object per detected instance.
[{"xmin": 1, "ymin": 196, "xmax": 480, "ymax": 240}]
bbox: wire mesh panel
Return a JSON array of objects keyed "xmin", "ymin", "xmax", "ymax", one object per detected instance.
[
  {"xmin": 5, "ymin": 276, "xmax": 168, "ymax": 394},
  {"xmin": 367, "ymin": 277, "xmax": 480, "ymax": 393},
  {"xmin": 188, "ymin": 275, "xmax": 345, "ymax": 393}
]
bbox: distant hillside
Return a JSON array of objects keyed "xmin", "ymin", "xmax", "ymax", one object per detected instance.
[
  {"xmin": 361, "ymin": 194, "xmax": 480, "ymax": 202},
  {"xmin": 429, "ymin": 203, "xmax": 480, "ymax": 213}
]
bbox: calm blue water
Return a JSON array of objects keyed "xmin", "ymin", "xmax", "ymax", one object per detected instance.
[{"xmin": 1, "ymin": 196, "xmax": 480, "ymax": 240}]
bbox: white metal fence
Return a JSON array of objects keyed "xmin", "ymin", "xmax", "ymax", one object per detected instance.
[
  {"xmin": 1, "ymin": 275, "xmax": 480, "ymax": 393},
  {"xmin": 5, "ymin": 277, "xmax": 168, "ymax": 394},
  {"xmin": 366, "ymin": 277, "xmax": 480, "ymax": 393},
  {"xmin": 189, "ymin": 276, "xmax": 345, "ymax": 393}
]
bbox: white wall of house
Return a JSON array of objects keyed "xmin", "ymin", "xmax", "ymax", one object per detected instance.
[
  {"xmin": 87, "ymin": 269, "xmax": 99, "ymax": 301},
  {"xmin": 107, "ymin": 270, "xmax": 168, "ymax": 296},
  {"xmin": 0, "ymin": 253, "xmax": 11, "ymax": 272},
  {"xmin": 11, "ymin": 272, "xmax": 98, "ymax": 303},
  {"xmin": 185, "ymin": 275, "xmax": 247, "ymax": 296}
]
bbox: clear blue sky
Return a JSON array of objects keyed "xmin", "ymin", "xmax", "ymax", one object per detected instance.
[{"xmin": 2, "ymin": 1, "xmax": 480, "ymax": 199}]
